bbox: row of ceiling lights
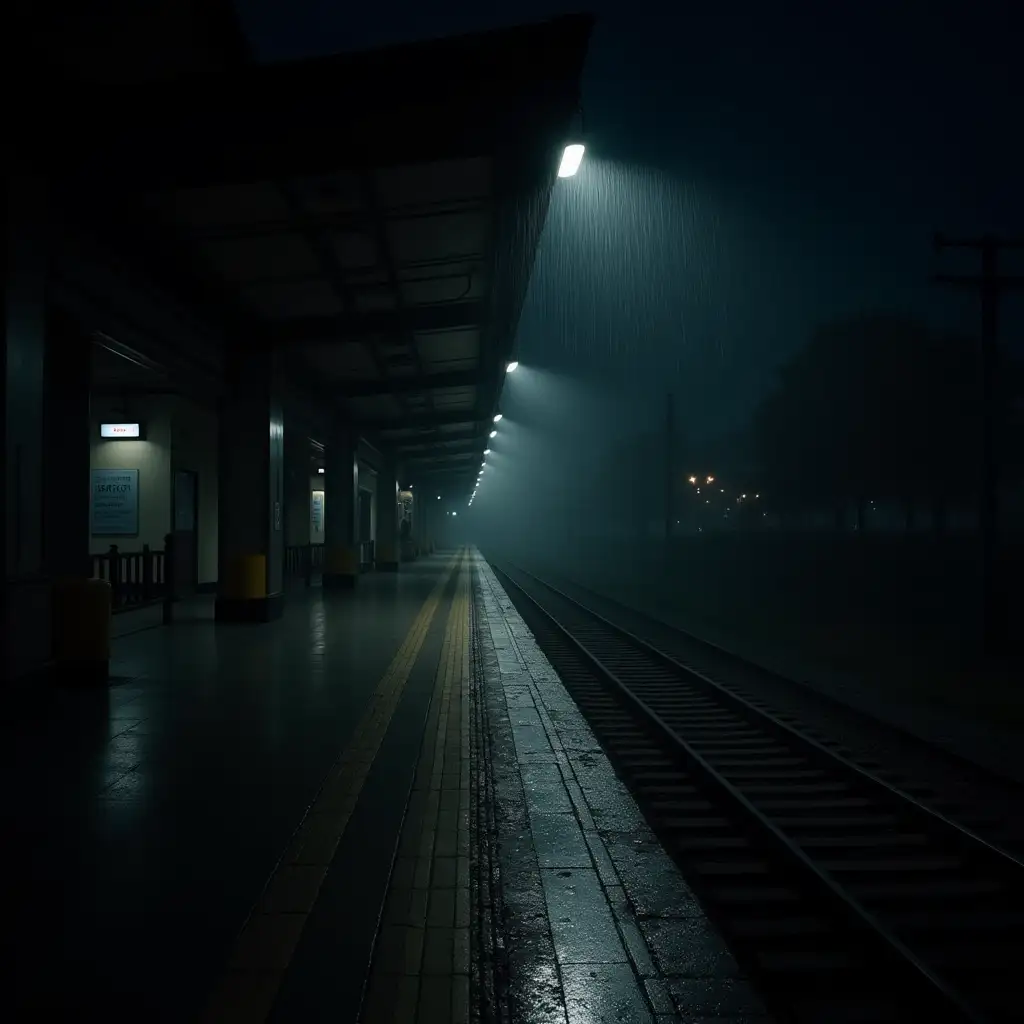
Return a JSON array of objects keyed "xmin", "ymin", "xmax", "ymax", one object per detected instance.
[
  {"xmin": 468, "ymin": 142, "xmax": 582, "ymax": 506},
  {"xmin": 468, "ymin": 360, "xmax": 518, "ymax": 507}
]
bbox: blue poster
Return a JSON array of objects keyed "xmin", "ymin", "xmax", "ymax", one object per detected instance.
[
  {"xmin": 91, "ymin": 469, "xmax": 139, "ymax": 536},
  {"xmin": 311, "ymin": 490, "xmax": 325, "ymax": 533}
]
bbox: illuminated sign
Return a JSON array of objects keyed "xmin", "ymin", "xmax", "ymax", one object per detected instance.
[{"xmin": 100, "ymin": 423, "xmax": 141, "ymax": 439}]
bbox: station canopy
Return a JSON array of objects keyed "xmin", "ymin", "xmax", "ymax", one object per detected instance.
[{"xmin": 49, "ymin": 12, "xmax": 594, "ymax": 492}]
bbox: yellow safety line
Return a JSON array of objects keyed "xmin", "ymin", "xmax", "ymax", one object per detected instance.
[
  {"xmin": 358, "ymin": 558, "xmax": 472, "ymax": 1020},
  {"xmin": 201, "ymin": 549, "xmax": 465, "ymax": 1023}
]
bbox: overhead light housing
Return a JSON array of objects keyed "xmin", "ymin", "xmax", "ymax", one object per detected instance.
[
  {"xmin": 489, "ymin": 429, "xmax": 497, "ymax": 438},
  {"xmin": 557, "ymin": 143, "xmax": 585, "ymax": 178},
  {"xmin": 493, "ymin": 413, "xmax": 503, "ymax": 423},
  {"xmin": 506, "ymin": 361, "xmax": 519, "ymax": 373}
]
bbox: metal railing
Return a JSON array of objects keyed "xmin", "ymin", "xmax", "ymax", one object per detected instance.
[
  {"xmin": 285, "ymin": 542, "xmax": 325, "ymax": 585},
  {"xmin": 91, "ymin": 541, "xmax": 170, "ymax": 611}
]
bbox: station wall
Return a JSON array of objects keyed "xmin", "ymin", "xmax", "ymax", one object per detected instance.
[{"xmin": 89, "ymin": 394, "xmax": 219, "ymax": 585}]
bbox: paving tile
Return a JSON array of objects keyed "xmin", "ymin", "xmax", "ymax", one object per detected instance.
[
  {"xmin": 620, "ymin": 869, "xmax": 706, "ymax": 919},
  {"xmin": 618, "ymin": 914, "xmax": 658, "ymax": 977},
  {"xmin": 556, "ymin": 729, "xmax": 604, "ymax": 752},
  {"xmin": 643, "ymin": 917, "xmax": 742, "ymax": 978},
  {"xmin": 421, "ymin": 927, "xmax": 456, "ymax": 975},
  {"xmin": 452, "ymin": 973, "xmax": 470, "ymax": 1024},
  {"xmin": 561, "ymin": 963, "xmax": 654, "ymax": 1023},
  {"xmin": 523, "ymin": 781, "xmax": 575, "ymax": 814},
  {"xmin": 664, "ymin": 977, "xmax": 769, "ymax": 1018},
  {"xmin": 530, "ymin": 812, "xmax": 592, "ymax": 868},
  {"xmin": 227, "ymin": 913, "xmax": 307, "ymax": 972},
  {"xmin": 512, "ymin": 726, "xmax": 554, "ymax": 756},
  {"xmin": 259, "ymin": 864, "xmax": 325, "ymax": 914},
  {"xmin": 374, "ymin": 924, "xmax": 426, "ymax": 975},
  {"xmin": 644, "ymin": 977, "xmax": 676, "ymax": 1014},
  {"xmin": 362, "ymin": 972, "xmax": 419, "ymax": 1024},
  {"xmin": 542, "ymin": 868, "xmax": 628, "ymax": 964},
  {"xmin": 432, "ymin": 856, "xmax": 457, "ymax": 887},
  {"xmin": 427, "ymin": 887, "xmax": 456, "ymax": 927},
  {"xmin": 583, "ymin": 832, "xmax": 622, "ymax": 889},
  {"xmin": 506, "ymin": 952, "xmax": 569, "ymax": 1024},
  {"xmin": 417, "ymin": 974, "xmax": 453, "ymax": 1024}
]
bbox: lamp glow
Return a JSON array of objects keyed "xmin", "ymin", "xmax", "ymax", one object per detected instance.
[
  {"xmin": 558, "ymin": 143, "xmax": 585, "ymax": 178},
  {"xmin": 489, "ymin": 429, "xmax": 497, "ymax": 438},
  {"xmin": 506, "ymin": 361, "xmax": 519, "ymax": 373},
  {"xmin": 493, "ymin": 413, "xmax": 503, "ymax": 423}
]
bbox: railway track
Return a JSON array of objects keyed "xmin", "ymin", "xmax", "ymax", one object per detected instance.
[
  {"xmin": 493, "ymin": 563, "xmax": 1024, "ymax": 1024},
  {"xmin": 521, "ymin": 564, "xmax": 1024, "ymax": 856}
]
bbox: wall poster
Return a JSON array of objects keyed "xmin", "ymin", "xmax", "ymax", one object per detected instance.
[
  {"xmin": 91, "ymin": 468, "xmax": 139, "ymax": 536},
  {"xmin": 311, "ymin": 490, "xmax": 325, "ymax": 533}
]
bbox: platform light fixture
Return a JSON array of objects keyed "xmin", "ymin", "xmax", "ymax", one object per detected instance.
[
  {"xmin": 318, "ymin": 467, "xmax": 325, "ymax": 474},
  {"xmin": 437, "ymin": 494, "xmax": 441, "ymax": 499},
  {"xmin": 483, "ymin": 448, "xmax": 491, "ymax": 455},
  {"xmin": 489, "ymin": 429, "xmax": 497, "ymax": 438},
  {"xmin": 493, "ymin": 413, "xmax": 503, "ymax": 423},
  {"xmin": 506, "ymin": 361, "xmax": 519, "ymax": 373},
  {"xmin": 557, "ymin": 143, "xmax": 585, "ymax": 178}
]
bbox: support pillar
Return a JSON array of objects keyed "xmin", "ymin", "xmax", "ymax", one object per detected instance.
[
  {"xmin": 376, "ymin": 459, "xmax": 399, "ymax": 571},
  {"xmin": 4, "ymin": 169, "xmax": 50, "ymax": 679},
  {"xmin": 45, "ymin": 308, "xmax": 92, "ymax": 580},
  {"xmin": 323, "ymin": 426, "xmax": 359, "ymax": 587},
  {"xmin": 215, "ymin": 348, "xmax": 285, "ymax": 622}
]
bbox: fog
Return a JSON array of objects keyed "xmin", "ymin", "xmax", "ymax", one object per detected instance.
[{"xmin": 458, "ymin": 149, "xmax": 1024, "ymax": 727}]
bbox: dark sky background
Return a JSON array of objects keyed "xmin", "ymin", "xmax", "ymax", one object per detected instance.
[{"xmin": 237, "ymin": 0, "xmax": 1022, "ymax": 450}]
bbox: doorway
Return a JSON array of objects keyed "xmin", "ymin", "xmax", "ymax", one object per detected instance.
[{"xmin": 173, "ymin": 469, "xmax": 199, "ymax": 591}]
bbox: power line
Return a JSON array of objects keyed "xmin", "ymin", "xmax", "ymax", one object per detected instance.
[{"xmin": 932, "ymin": 233, "xmax": 1024, "ymax": 658}]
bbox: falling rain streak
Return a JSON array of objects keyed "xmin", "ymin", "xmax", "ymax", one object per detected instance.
[{"xmin": 517, "ymin": 160, "xmax": 739, "ymax": 375}]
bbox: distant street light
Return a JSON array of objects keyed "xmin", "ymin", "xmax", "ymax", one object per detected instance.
[
  {"xmin": 493, "ymin": 413, "xmax": 503, "ymax": 423},
  {"xmin": 558, "ymin": 143, "xmax": 585, "ymax": 178},
  {"xmin": 688, "ymin": 475, "xmax": 696, "ymax": 484},
  {"xmin": 437, "ymin": 495, "xmax": 441, "ymax": 499},
  {"xmin": 707, "ymin": 475, "xmax": 714, "ymax": 484},
  {"xmin": 506, "ymin": 361, "xmax": 519, "ymax": 373}
]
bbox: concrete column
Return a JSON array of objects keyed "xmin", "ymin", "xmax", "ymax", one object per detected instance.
[
  {"xmin": 284, "ymin": 434, "xmax": 309, "ymax": 548},
  {"xmin": 323, "ymin": 425, "xmax": 359, "ymax": 587},
  {"xmin": 4, "ymin": 169, "xmax": 50, "ymax": 679},
  {"xmin": 44, "ymin": 308, "xmax": 92, "ymax": 579},
  {"xmin": 376, "ymin": 458, "xmax": 399, "ymax": 571},
  {"xmin": 216, "ymin": 348, "xmax": 285, "ymax": 622}
]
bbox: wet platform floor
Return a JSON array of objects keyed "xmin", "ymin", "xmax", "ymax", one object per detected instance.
[{"xmin": 3, "ymin": 548, "xmax": 770, "ymax": 1022}]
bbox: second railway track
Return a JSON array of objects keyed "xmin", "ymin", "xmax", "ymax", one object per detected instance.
[{"xmin": 492, "ymin": 562, "xmax": 1024, "ymax": 1024}]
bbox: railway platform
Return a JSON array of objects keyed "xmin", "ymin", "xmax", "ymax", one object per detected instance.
[{"xmin": 3, "ymin": 548, "xmax": 758, "ymax": 1023}]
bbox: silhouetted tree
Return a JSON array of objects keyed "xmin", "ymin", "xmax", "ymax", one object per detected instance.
[{"xmin": 743, "ymin": 314, "xmax": 979, "ymax": 532}]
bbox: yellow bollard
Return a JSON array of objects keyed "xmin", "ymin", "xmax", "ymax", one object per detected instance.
[
  {"xmin": 323, "ymin": 545, "xmax": 359, "ymax": 588},
  {"xmin": 52, "ymin": 577, "xmax": 112, "ymax": 684},
  {"xmin": 222, "ymin": 554, "xmax": 267, "ymax": 600}
]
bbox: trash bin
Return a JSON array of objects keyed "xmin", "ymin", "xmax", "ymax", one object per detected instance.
[{"xmin": 52, "ymin": 576, "xmax": 112, "ymax": 684}]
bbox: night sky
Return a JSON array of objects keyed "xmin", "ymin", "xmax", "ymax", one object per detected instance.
[{"xmin": 237, "ymin": 0, "xmax": 1022, "ymax": 444}]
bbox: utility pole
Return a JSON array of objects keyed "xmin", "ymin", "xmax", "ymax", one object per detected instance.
[
  {"xmin": 664, "ymin": 392, "xmax": 674, "ymax": 545},
  {"xmin": 932, "ymin": 233, "xmax": 1024, "ymax": 658}
]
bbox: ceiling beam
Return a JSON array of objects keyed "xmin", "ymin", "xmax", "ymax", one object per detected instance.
[
  {"xmin": 392, "ymin": 424, "xmax": 483, "ymax": 448},
  {"xmin": 276, "ymin": 301, "xmax": 485, "ymax": 346},
  {"xmin": 403, "ymin": 449, "xmax": 478, "ymax": 464},
  {"xmin": 394, "ymin": 436, "xmax": 480, "ymax": 455},
  {"xmin": 340, "ymin": 369, "xmax": 478, "ymax": 399},
  {"xmin": 372, "ymin": 409, "xmax": 481, "ymax": 432}
]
